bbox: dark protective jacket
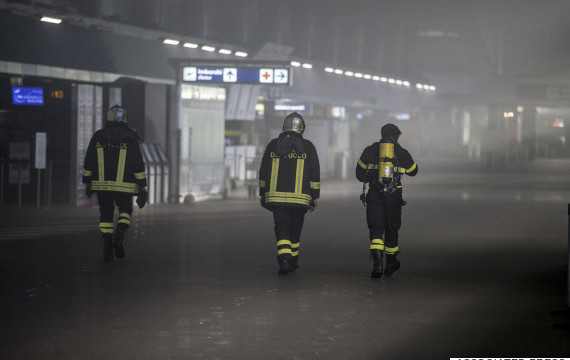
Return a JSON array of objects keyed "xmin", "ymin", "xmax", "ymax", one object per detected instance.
[
  {"xmin": 82, "ymin": 121, "xmax": 147, "ymax": 194},
  {"xmin": 259, "ymin": 131, "xmax": 320, "ymax": 209},
  {"xmin": 356, "ymin": 141, "xmax": 418, "ymax": 189}
]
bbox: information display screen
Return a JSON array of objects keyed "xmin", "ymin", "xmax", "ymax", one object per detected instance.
[{"xmin": 12, "ymin": 87, "xmax": 44, "ymax": 106}]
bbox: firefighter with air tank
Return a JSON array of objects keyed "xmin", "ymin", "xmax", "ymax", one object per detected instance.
[{"xmin": 356, "ymin": 123, "xmax": 418, "ymax": 278}]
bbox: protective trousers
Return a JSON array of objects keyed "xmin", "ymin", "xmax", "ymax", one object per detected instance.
[
  {"xmin": 366, "ymin": 188, "xmax": 402, "ymax": 255},
  {"xmin": 272, "ymin": 207, "xmax": 306, "ymax": 264},
  {"xmin": 97, "ymin": 192, "xmax": 133, "ymax": 241}
]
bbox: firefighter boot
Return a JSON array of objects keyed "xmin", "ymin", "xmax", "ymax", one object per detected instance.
[
  {"xmin": 289, "ymin": 258, "xmax": 299, "ymax": 273},
  {"xmin": 278, "ymin": 260, "xmax": 290, "ymax": 275},
  {"xmin": 385, "ymin": 252, "xmax": 401, "ymax": 276},
  {"xmin": 103, "ymin": 234, "xmax": 114, "ymax": 261},
  {"xmin": 370, "ymin": 249, "xmax": 383, "ymax": 278},
  {"xmin": 113, "ymin": 225, "xmax": 127, "ymax": 259}
]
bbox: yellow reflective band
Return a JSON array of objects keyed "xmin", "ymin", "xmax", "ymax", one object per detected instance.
[
  {"xmin": 92, "ymin": 180, "xmax": 139, "ymax": 194},
  {"xmin": 291, "ymin": 250, "xmax": 299, "ymax": 256},
  {"xmin": 134, "ymin": 171, "xmax": 146, "ymax": 180},
  {"xmin": 270, "ymin": 158, "xmax": 280, "ymax": 192},
  {"xmin": 358, "ymin": 159, "xmax": 367, "ymax": 169},
  {"xmin": 259, "ymin": 180, "xmax": 266, "ymax": 188},
  {"xmin": 385, "ymin": 246, "xmax": 399, "ymax": 254},
  {"xmin": 310, "ymin": 181, "xmax": 320, "ymax": 189},
  {"xmin": 370, "ymin": 244, "xmax": 385, "ymax": 250},
  {"xmin": 277, "ymin": 239, "xmax": 292, "ymax": 247},
  {"xmin": 277, "ymin": 248, "xmax": 292, "ymax": 255},
  {"xmin": 265, "ymin": 192, "xmax": 311, "ymax": 206},
  {"xmin": 265, "ymin": 195, "xmax": 311, "ymax": 206},
  {"xmin": 291, "ymin": 243, "xmax": 300, "ymax": 249},
  {"xmin": 83, "ymin": 169, "xmax": 92, "ymax": 177},
  {"xmin": 97, "ymin": 148, "xmax": 105, "ymax": 181},
  {"xmin": 295, "ymin": 158, "xmax": 305, "ymax": 194},
  {"xmin": 368, "ymin": 164, "xmax": 378, "ymax": 170},
  {"xmin": 371, "ymin": 238, "xmax": 384, "ymax": 245},
  {"xmin": 91, "ymin": 186, "xmax": 138, "ymax": 193},
  {"xmin": 116, "ymin": 148, "xmax": 127, "ymax": 183},
  {"xmin": 266, "ymin": 191, "xmax": 312, "ymax": 199},
  {"xmin": 99, "ymin": 222, "xmax": 114, "ymax": 234},
  {"xmin": 406, "ymin": 163, "xmax": 417, "ymax": 173},
  {"xmin": 118, "ymin": 219, "xmax": 131, "ymax": 225},
  {"xmin": 119, "ymin": 213, "xmax": 131, "ymax": 219}
]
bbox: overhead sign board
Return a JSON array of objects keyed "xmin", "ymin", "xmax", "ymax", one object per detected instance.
[{"xmin": 182, "ymin": 66, "xmax": 290, "ymax": 85}]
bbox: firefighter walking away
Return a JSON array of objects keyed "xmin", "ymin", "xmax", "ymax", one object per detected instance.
[
  {"xmin": 356, "ymin": 123, "xmax": 418, "ymax": 278},
  {"xmin": 259, "ymin": 112, "xmax": 320, "ymax": 275},
  {"xmin": 82, "ymin": 105, "xmax": 148, "ymax": 261}
]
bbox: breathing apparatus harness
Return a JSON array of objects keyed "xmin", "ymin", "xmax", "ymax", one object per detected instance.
[{"xmin": 360, "ymin": 139, "xmax": 404, "ymax": 207}]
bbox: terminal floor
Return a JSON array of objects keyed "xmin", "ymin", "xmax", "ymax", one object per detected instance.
[{"xmin": 1, "ymin": 158, "xmax": 569, "ymax": 359}]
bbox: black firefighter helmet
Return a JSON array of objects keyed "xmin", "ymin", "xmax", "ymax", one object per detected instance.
[
  {"xmin": 380, "ymin": 123, "xmax": 401, "ymax": 142},
  {"xmin": 106, "ymin": 104, "xmax": 128, "ymax": 123},
  {"xmin": 282, "ymin": 112, "xmax": 306, "ymax": 135}
]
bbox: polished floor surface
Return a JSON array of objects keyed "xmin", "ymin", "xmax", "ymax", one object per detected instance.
[{"xmin": 1, "ymin": 158, "xmax": 569, "ymax": 359}]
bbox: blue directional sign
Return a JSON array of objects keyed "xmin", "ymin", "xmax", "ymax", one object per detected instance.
[
  {"xmin": 183, "ymin": 66, "xmax": 290, "ymax": 85},
  {"xmin": 12, "ymin": 87, "xmax": 44, "ymax": 106}
]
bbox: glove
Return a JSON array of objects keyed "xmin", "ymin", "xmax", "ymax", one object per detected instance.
[
  {"xmin": 309, "ymin": 199, "xmax": 317, "ymax": 213},
  {"xmin": 260, "ymin": 195, "xmax": 272, "ymax": 212},
  {"xmin": 136, "ymin": 188, "xmax": 148, "ymax": 209},
  {"xmin": 85, "ymin": 183, "xmax": 93, "ymax": 198}
]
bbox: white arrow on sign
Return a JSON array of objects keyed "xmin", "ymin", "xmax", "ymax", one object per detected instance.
[{"xmin": 223, "ymin": 68, "xmax": 237, "ymax": 82}]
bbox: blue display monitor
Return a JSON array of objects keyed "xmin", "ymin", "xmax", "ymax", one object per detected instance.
[{"xmin": 12, "ymin": 87, "xmax": 44, "ymax": 106}]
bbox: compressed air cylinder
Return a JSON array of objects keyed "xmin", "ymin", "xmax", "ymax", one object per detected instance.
[{"xmin": 379, "ymin": 141, "xmax": 394, "ymax": 184}]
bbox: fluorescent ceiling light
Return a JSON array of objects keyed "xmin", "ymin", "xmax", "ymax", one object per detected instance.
[
  {"xmin": 429, "ymin": 86, "xmax": 436, "ymax": 91},
  {"xmin": 183, "ymin": 42, "xmax": 198, "ymax": 48},
  {"xmin": 218, "ymin": 49, "xmax": 232, "ymax": 55},
  {"xmin": 201, "ymin": 45, "xmax": 215, "ymax": 52},
  {"xmin": 364, "ymin": 74, "xmax": 372, "ymax": 79},
  {"xmin": 354, "ymin": 73, "xmax": 363, "ymax": 78},
  {"xmin": 302, "ymin": 63, "xmax": 312, "ymax": 69},
  {"xmin": 403, "ymin": 81, "xmax": 410, "ymax": 86},
  {"xmin": 380, "ymin": 77, "xmax": 388, "ymax": 82},
  {"xmin": 395, "ymin": 80, "xmax": 403, "ymax": 85},
  {"xmin": 388, "ymin": 78, "xmax": 396, "ymax": 83},
  {"xmin": 235, "ymin": 51, "xmax": 248, "ymax": 57},
  {"xmin": 416, "ymin": 83, "xmax": 423, "ymax": 89},
  {"xmin": 163, "ymin": 39, "xmax": 180, "ymax": 45},
  {"xmin": 291, "ymin": 61, "xmax": 301, "ymax": 67},
  {"xmin": 40, "ymin": 16, "xmax": 62, "ymax": 24},
  {"xmin": 345, "ymin": 71, "xmax": 354, "ymax": 77},
  {"xmin": 418, "ymin": 30, "xmax": 445, "ymax": 37},
  {"xmin": 372, "ymin": 76, "xmax": 380, "ymax": 81},
  {"xmin": 334, "ymin": 69, "xmax": 344, "ymax": 74},
  {"xmin": 324, "ymin": 67, "xmax": 334, "ymax": 73}
]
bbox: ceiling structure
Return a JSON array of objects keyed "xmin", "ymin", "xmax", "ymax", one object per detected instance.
[{"xmin": 3, "ymin": 0, "xmax": 570, "ymax": 107}]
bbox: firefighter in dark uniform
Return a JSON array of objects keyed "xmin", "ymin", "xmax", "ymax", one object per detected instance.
[
  {"xmin": 356, "ymin": 123, "xmax": 418, "ymax": 278},
  {"xmin": 82, "ymin": 105, "xmax": 148, "ymax": 261},
  {"xmin": 259, "ymin": 112, "xmax": 320, "ymax": 275}
]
